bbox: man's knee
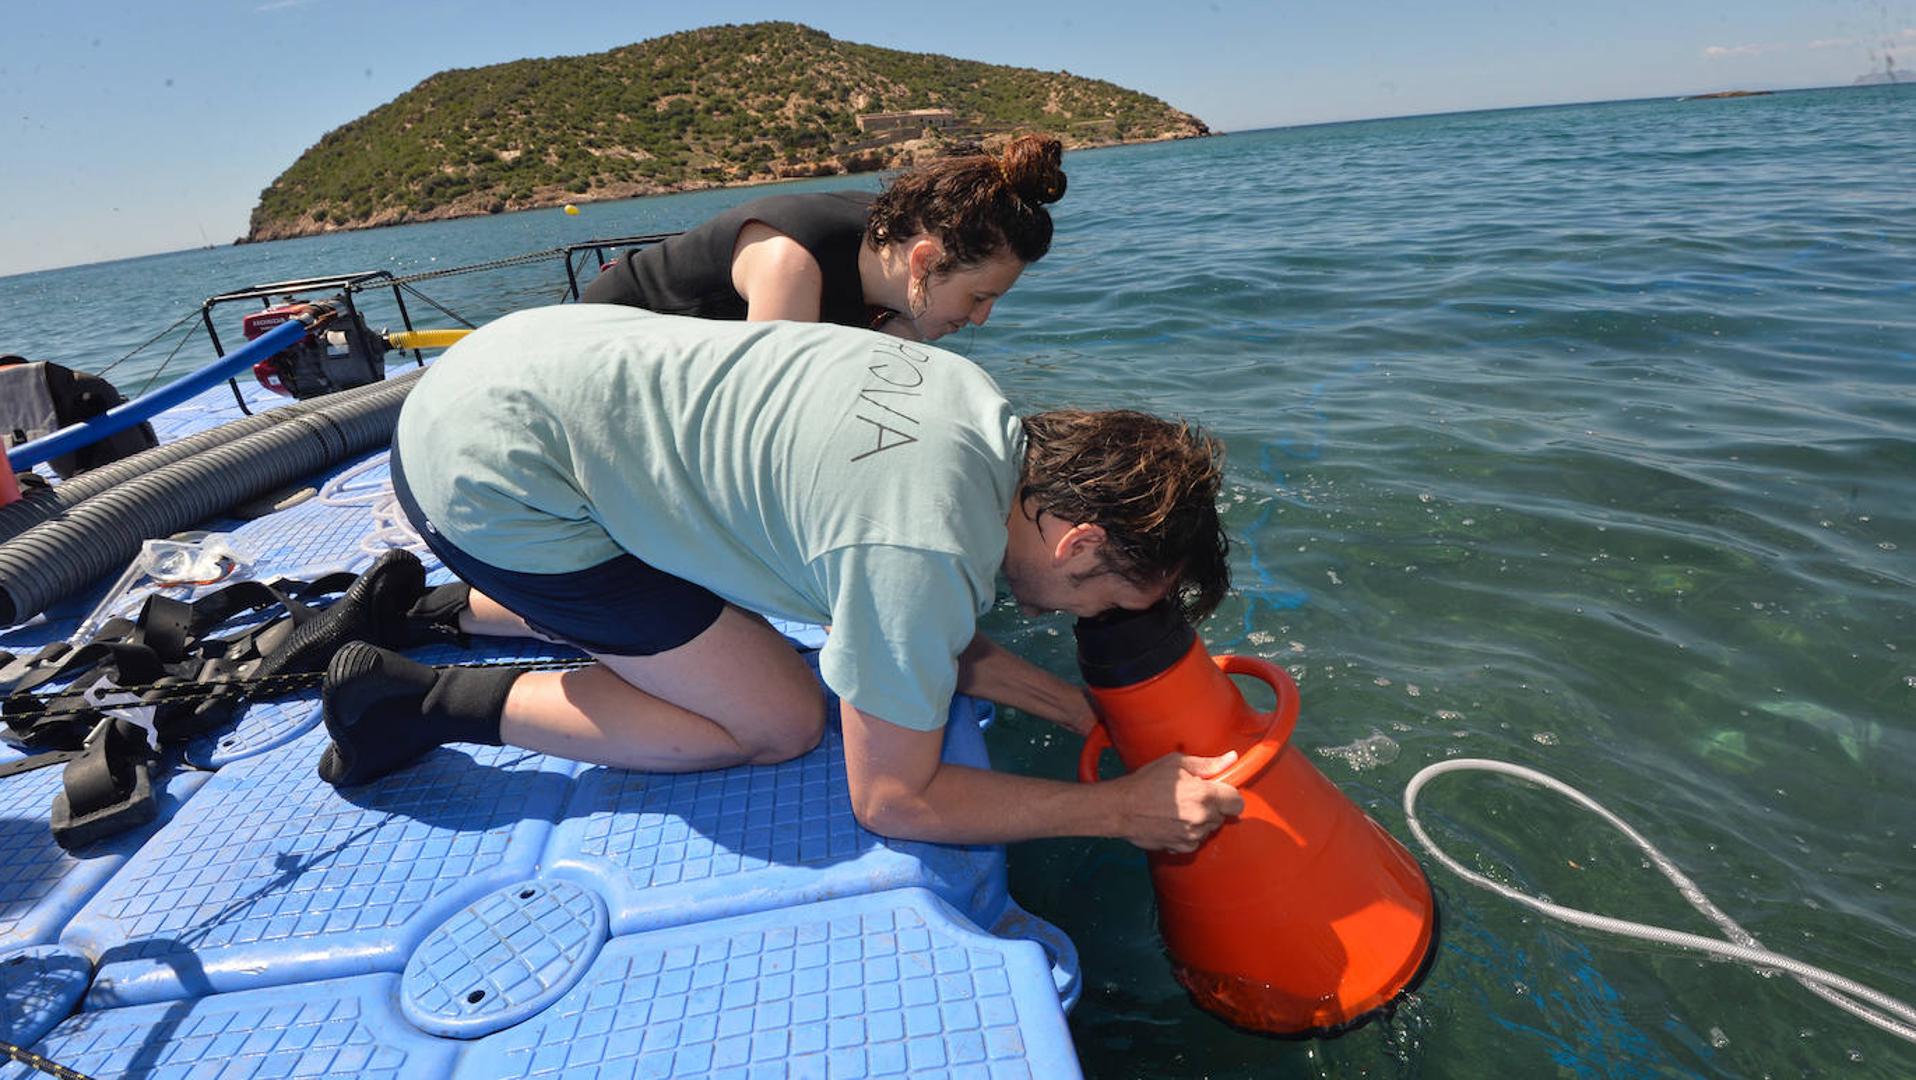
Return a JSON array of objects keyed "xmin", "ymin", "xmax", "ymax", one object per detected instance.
[{"xmin": 740, "ymin": 702, "xmax": 826, "ymax": 765}]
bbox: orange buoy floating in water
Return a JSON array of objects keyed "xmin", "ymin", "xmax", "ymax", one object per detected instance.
[
  {"xmin": 1075, "ymin": 601, "xmax": 1439, "ymax": 1036},
  {"xmin": 563, "ymin": 204, "xmax": 580, "ymax": 215}
]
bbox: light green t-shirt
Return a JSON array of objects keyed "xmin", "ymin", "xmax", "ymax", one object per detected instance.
[{"xmin": 394, "ymin": 304, "xmax": 1024, "ymax": 730}]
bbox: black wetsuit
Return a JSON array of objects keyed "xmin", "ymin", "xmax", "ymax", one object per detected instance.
[{"xmin": 580, "ymin": 191, "xmax": 875, "ymax": 327}]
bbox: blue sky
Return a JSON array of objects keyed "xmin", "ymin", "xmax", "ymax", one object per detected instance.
[{"xmin": 1, "ymin": 1, "xmax": 1909, "ymax": 277}]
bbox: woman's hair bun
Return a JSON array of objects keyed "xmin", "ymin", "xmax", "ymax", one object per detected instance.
[
  {"xmin": 867, "ymin": 132, "xmax": 1068, "ymax": 265},
  {"xmin": 1000, "ymin": 134, "xmax": 1067, "ymax": 205}
]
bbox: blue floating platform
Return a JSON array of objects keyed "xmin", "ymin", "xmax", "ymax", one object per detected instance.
[
  {"xmin": 546, "ymin": 689, "xmax": 1008, "ymax": 937},
  {"xmin": 1, "ymin": 972, "xmax": 461, "ymax": 1079},
  {"xmin": 0, "ymin": 945, "xmax": 91, "ymax": 1049},
  {"xmin": 452, "ymin": 887, "xmax": 1080, "ymax": 1079},
  {"xmin": 63, "ymin": 726, "xmax": 577, "ymax": 1009},
  {"xmin": 8, "ymin": 889, "xmax": 1078, "ymax": 1080},
  {"xmin": 401, "ymin": 878, "xmax": 609, "ymax": 1040},
  {"xmin": 1, "ymin": 745, "xmax": 211, "ymax": 952},
  {"xmin": 1, "ymin": 375, "xmax": 1083, "ymax": 1073}
]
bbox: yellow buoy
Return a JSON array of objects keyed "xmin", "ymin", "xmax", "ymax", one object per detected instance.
[{"xmin": 564, "ymin": 204, "xmax": 580, "ymax": 215}]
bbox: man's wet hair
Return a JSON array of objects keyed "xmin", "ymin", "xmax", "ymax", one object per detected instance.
[{"xmin": 1020, "ymin": 409, "xmax": 1231, "ymax": 621}]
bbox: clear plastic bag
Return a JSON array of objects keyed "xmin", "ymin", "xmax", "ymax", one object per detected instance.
[{"xmin": 70, "ymin": 532, "xmax": 257, "ymax": 645}]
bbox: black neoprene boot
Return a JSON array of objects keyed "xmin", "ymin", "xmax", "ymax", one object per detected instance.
[
  {"xmin": 316, "ymin": 642, "xmax": 519, "ymax": 787},
  {"xmin": 251, "ymin": 548, "xmax": 426, "ymax": 682},
  {"xmin": 402, "ymin": 581, "xmax": 472, "ymax": 647}
]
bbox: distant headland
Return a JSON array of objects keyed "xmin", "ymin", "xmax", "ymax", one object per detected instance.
[
  {"xmin": 1680, "ymin": 89, "xmax": 1774, "ymax": 100},
  {"xmin": 244, "ymin": 22, "xmax": 1210, "ymax": 242}
]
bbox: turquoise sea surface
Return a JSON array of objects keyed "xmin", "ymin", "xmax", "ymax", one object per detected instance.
[{"xmin": 3, "ymin": 84, "xmax": 1913, "ymax": 1077}]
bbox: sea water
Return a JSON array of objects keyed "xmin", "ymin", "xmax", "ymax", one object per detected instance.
[{"xmin": 3, "ymin": 84, "xmax": 1912, "ymax": 1078}]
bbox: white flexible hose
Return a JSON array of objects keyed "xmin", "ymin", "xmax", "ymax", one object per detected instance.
[
  {"xmin": 1403, "ymin": 758, "xmax": 1916, "ymax": 1044},
  {"xmin": 317, "ymin": 456, "xmax": 428, "ymax": 563}
]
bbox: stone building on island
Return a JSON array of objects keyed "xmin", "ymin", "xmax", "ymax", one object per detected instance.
[{"xmin": 854, "ymin": 109, "xmax": 959, "ymax": 135}]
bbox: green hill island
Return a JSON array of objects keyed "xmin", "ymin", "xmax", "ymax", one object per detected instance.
[{"xmin": 245, "ymin": 22, "xmax": 1211, "ymax": 241}]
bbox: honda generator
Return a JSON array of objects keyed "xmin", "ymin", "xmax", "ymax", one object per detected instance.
[{"xmin": 241, "ymin": 302, "xmax": 389, "ymax": 399}]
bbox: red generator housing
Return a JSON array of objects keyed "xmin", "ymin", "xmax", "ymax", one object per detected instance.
[{"xmin": 242, "ymin": 304, "xmax": 388, "ymax": 399}]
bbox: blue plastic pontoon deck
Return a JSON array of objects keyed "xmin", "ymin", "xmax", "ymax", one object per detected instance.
[{"xmin": 1, "ymin": 376, "xmax": 1081, "ymax": 1079}]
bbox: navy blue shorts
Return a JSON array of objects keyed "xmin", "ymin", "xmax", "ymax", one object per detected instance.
[{"xmin": 388, "ymin": 446, "xmax": 725, "ymax": 657}]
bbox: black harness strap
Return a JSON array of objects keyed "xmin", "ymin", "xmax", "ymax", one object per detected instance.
[
  {"xmin": 0, "ymin": 747, "xmax": 84, "ymax": 779},
  {"xmin": 2, "ymin": 569, "xmax": 365, "ymax": 850},
  {"xmin": 6, "ymin": 627, "xmax": 132, "ymax": 696},
  {"xmin": 50, "ymin": 718, "xmax": 156, "ymax": 847}
]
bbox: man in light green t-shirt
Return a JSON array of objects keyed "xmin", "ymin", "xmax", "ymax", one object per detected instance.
[{"xmin": 320, "ymin": 305, "xmax": 1243, "ymax": 853}]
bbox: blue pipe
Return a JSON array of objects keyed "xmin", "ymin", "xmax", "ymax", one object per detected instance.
[{"xmin": 6, "ymin": 316, "xmax": 312, "ymax": 473}]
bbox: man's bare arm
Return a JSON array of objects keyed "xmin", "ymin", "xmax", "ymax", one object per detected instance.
[
  {"xmin": 954, "ymin": 631, "xmax": 1096, "ymax": 734},
  {"xmin": 839, "ymin": 698, "xmax": 1241, "ymax": 851}
]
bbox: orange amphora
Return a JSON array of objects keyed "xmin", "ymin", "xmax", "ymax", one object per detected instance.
[{"xmin": 1075, "ymin": 600, "xmax": 1439, "ymax": 1036}]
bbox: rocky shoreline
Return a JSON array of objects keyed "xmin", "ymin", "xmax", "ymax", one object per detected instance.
[{"xmin": 242, "ymin": 128, "xmax": 1208, "ymax": 244}]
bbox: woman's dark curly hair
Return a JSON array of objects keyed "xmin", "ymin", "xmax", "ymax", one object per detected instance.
[
  {"xmin": 1020, "ymin": 409, "xmax": 1231, "ymax": 621},
  {"xmin": 866, "ymin": 134, "xmax": 1068, "ymax": 272}
]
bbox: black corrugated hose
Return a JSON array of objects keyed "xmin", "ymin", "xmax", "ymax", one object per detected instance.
[
  {"xmin": 0, "ymin": 370, "xmax": 423, "ymax": 545},
  {"xmin": 0, "ymin": 371, "xmax": 422, "ymax": 627}
]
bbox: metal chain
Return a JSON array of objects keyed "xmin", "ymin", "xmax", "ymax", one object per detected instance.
[
  {"xmin": 1, "ymin": 1040, "xmax": 96, "ymax": 1080},
  {"xmin": 3, "ymin": 656, "xmax": 594, "ymax": 725},
  {"xmin": 368, "ymin": 247, "xmax": 571, "ymax": 289}
]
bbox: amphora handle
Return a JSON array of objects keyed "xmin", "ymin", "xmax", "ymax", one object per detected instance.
[{"xmin": 1077, "ymin": 654, "xmax": 1299, "ymax": 788}]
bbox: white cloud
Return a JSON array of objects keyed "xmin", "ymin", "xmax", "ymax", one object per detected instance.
[
  {"xmin": 1703, "ymin": 43, "xmax": 1770, "ymax": 59},
  {"xmin": 1806, "ymin": 37, "xmax": 1854, "ymax": 50},
  {"xmin": 256, "ymin": 0, "xmax": 317, "ymax": 10}
]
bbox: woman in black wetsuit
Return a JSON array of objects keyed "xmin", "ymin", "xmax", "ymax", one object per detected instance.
[{"xmin": 579, "ymin": 134, "xmax": 1067, "ymax": 342}]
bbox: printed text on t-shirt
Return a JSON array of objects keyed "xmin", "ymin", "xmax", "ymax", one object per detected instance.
[{"xmin": 849, "ymin": 341, "xmax": 931, "ymax": 462}]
